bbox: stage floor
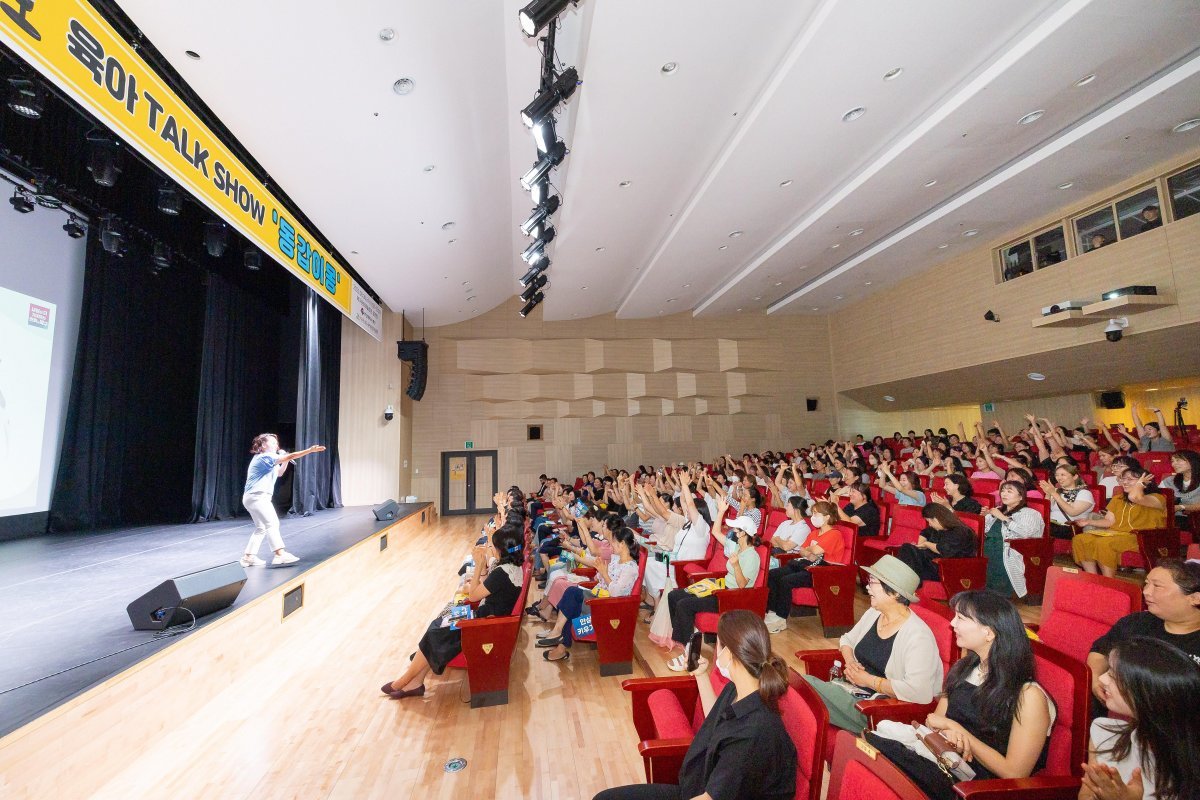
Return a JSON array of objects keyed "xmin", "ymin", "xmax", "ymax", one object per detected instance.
[{"xmin": 0, "ymin": 504, "xmax": 429, "ymax": 737}]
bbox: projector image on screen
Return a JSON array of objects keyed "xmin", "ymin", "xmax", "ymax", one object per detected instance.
[
  {"xmin": 0, "ymin": 286, "xmax": 57, "ymax": 514},
  {"xmin": 1041, "ymin": 300, "xmax": 1088, "ymax": 316}
]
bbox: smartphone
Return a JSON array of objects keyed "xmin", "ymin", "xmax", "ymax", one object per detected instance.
[
  {"xmin": 686, "ymin": 632, "xmax": 704, "ymax": 672},
  {"xmin": 572, "ymin": 498, "xmax": 587, "ymax": 517}
]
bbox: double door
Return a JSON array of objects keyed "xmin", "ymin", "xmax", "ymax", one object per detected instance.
[{"xmin": 440, "ymin": 450, "xmax": 498, "ymax": 516}]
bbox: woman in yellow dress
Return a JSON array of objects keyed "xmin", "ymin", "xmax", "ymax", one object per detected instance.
[{"xmin": 1072, "ymin": 465, "xmax": 1167, "ymax": 578}]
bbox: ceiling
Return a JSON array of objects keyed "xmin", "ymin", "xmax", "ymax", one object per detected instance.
[{"xmin": 112, "ymin": 0, "xmax": 1200, "ymax": 326}]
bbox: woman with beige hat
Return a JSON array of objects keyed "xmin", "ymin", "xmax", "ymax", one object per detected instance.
[{"xmin": 803, "ymin": 554, "xmax": 943, "ymax": 732}]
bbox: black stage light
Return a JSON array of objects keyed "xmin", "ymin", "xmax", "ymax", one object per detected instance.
[
  {"xmin": 151, "ymin": 242, "xmax": 172, "ymax": 271},
  {"xmin": 521, "ymin": 226, "xmax": 555, "ymax": 263},
  {"xmin": 519, "ymin": 258, "xmax": 549, "ymax": 287},
  {"xmin": 5, "ymin": 77, "xmax": 44, "ymax": 119},
  {"xmin": 157, "ymin": 185, "xmax": 182, "ymax": 216},
  {"xmin": 519, "ymin": 291, "xmax": 545, "ymax": 317},
  {"xmin": 519, "ymin": 0, "xmax": 573, "ymax": 38},
  {"xmin": 9, "ymin": 188, "xmax": 34, "ymax": 213},
  {"xmin": 203, "ymin": 220, "xmax": 229, "ymax": 257},
  {"xmin": 521, "ymin": 272, "xmax": 548, "ymax": 302},
  {"xmin": 62, "ymin": 214, "xmax": 86, "ymax": 238},
  {"xmin": 533, "ymin": 116, "xmax": 557, "ymax": 154},
  {"xmin": 521, "ymin": 67, "xmax": 579, "ymax": 128},
  {"xmin": 86, "ymin": 132, "xmax": 122, "ymax": 187},
  {"xmin": 244, "ymin": 247, "xmax": 262, "ymax": 271},
  {"xmin": 520, "ymin": 194, "xmax": 561, "ymax": 236},
  {"xmin": 520, "ymin": 141, "xmax": 566, "ymax": 190},
  {"xmin": 100, "ymin": 216, "xmax": 125, "ymax": 254}
]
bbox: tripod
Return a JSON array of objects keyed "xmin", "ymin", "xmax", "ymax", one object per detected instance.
[{"xmin": 1174, "ymin": 399, "xmax": 1188, "ymax": 439}]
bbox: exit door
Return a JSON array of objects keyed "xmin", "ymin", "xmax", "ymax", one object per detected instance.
[{"xmin": 440, "ymin": 450, "xmax": 498, "ymax": 516}]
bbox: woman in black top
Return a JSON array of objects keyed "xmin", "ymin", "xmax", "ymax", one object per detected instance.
[
  {"xmin": 868, "ymin": 591, "xmax": 1055, "ymax": 800},
  {"xmin": 894, "ymin": 503, "xmax": 978, "ymax": 584},
  {"xmin": 835, "ymin": 482, "xmax": 881, "ymax": 537},
  {"xmin": 931, "ymin": 473, "xmax": 982, "ymax": 515},
  {"xmin": 594, "ymin": 611, "xmax": 797, "ymax": 800},
  {"xmin": 381, "ymin": 525, "xmax": 524, "ymax": 699}
]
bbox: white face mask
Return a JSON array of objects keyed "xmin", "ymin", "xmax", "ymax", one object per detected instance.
[
  {"xmin": 809, "ymin": 513, "xmax": 827, "ymax": 528},
  {"xmin": 717, "ymin": 649, "xmax": 733, "ymax": 680}
]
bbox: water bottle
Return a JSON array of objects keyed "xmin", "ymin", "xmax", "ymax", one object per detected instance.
[{"xmin": 829, "ymin": 659, "xmax": 843, "ymax": 681}]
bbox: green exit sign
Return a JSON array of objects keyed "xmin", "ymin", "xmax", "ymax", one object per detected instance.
[
  {"xmin": 465, "ymin": 441, "xmax": 473, "ymax": 449},
  {"xmin": 982, "ymin": 402, "xmax": 996, "ymax": 413}
]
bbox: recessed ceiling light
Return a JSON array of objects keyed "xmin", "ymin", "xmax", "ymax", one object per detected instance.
[
  {"xmin": 467, "ymin": 295, "xmax": 476, "ymax": 302},
  {"xmin": 351, "ymin": 250, "xmax": 359, "ymax": 254},
  {"xmin": 883, "ymin": 67, "xmax": 903, "ymax": 81},
  {"xmin": 842, "ymin": 106, "xmax": 866, "ymax": 123},
  {"xmin": 719, "ymin": 245, "xmax": 728, "ymax": 250},
  {"xmin": 619, "ymin": 180, "xmax": 631, "ymax": 187},
  {"xmin": 581, "ymin": 286, "xmax": 589, "ymax": 290},
  {"xmin": 393, "ymin": 78, "xmax": 415, "ymax": 95},
  {"xmin": 185, "ymin": 50, "xmax": 201, "ymax": 60},
  {"xmin": 831, "ymin": 243, "xmax": 840, "ymax": 249},
  {"xmin": 753, "ymin": 296, "xmax": 762, "ymax": 301},
  {"xmin": 1074, "ymin": 73, "xmax": 1095, "ymax": 87},
  {"xmin": 1173, "ymin": 118, "xmax": 1200, "ymax": 134},
  {"xmin": 937, "ymin": 243, "xmax": 949, "ymax": 249},
  {"xmin": 462, "ymin": 281, "xmax": 469, "ymax": 285},
  {"xmin": 811, "ymin": 307, "xmax": 820, "ymax": 311},
  {"xmin": 774, "ymin": 281, "xmax": 782, "ymax": 287},
  {"xmin": 833, "ymin": 295, "xmax": 843, "ymax": 300},
  {"xmin": 923, "ymin": 179, "xmax": 938, "ymax": 188},
  {"xmin": 728, "ymin": 230, "xmax": 743, "ymax": 238},
  {"xmin": 660, "ymin": 62, "xmax": 678, "ymax": 74},
  {"xmin": 441, "ymin": 221, "xmax": 455, "ymax": 230},
  {"xmin": 1027, "ymin": 372, "xmax": 1046, "ymax": 381},
  {"xmin": 682, "ymin": 283, "xmax": 691, "ymax": 288},
  {"xmin": 962, "ymin": 229, "xmax": 979, "ymax": 237},
  {"xmin": 658, "ymin": 310, "xmax": 664, "ymax": 315},
  {"xmin": 849, "ymin": 228, "xmax": 863, "ymax": 236},
  {"xmin": 864, "ymin": 281, "xmax": 872, "ymax": 285},
  {"xmin": 667, "ymin": 298, "xmax": 676, "ymax": 303},
  {"xmin": 1017, "ymin": 109, "xmax": 1044, "ymax": 125},
  {"xmin": 736, "ymin": 308, "xmax": 742, "ymax": 312},
  {"xmin": 798, "ymin": 264, "xmax": 809, "ymax": 270},
  {"xmin": 883, "ymin": 395, "xmax": 895, "ymax": 402},
  {"xmin": 423, "ymin": 164, "xmax": 436, "ymax": 172},
  {"xmin": 780, "ymin": 179, "xmax": 793, "ymax": 187},
  {"xmin": 595, "ymin": 246, "xmax": 605, "ymax": 252},
  {"xmin": 379, "ymin": 28, "xmax": 396, "ymax": 42},
  {"xmin": 1057, "ymin": 181, "xmax": 1074, "ymax": 189},
  {"xmin": 447, "ymin": 239, "xmax": 456, "ymax": 244}
]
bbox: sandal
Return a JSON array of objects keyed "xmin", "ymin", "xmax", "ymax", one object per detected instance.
[
  {"xmin": 666, "ymin": 654, "xmax": 690, "ymax": 672},
  {"xmin": 543, "ymin": 650, "xmax": 570, "ymax": 663}
]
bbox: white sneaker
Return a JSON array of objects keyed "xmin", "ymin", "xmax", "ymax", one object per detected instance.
[
  {"xmin": 763, "ymin": 611, "xmax": 782, "ymax": 624},
  {"xmin": 272, "ymin": 551, "xmax": 300, "ymax": 565},
  {"xmin": 239, "ymin": 554, "xmax": 266, "ymax": 567},
  {"xmin": 765, "ymin": 617, "xmax": 788, "ymax": 634}
]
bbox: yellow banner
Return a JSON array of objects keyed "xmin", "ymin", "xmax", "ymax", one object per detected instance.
[{"xmin": 0, "ymin": 0, "xmax": 382, "ymax": 340}]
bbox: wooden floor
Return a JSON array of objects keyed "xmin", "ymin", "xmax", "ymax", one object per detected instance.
[{"xmin": 6, "ymin": 514, "xmax": 1069, "ymax": 800}]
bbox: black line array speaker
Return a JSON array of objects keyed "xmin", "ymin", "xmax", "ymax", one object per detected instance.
[
  {"xmin": 396, "ymin": 340, "xmax": 429, "ymax": 401},
  {"xmin": 373, "ymin": 499, "xmax": 400, "ymax": 521},
  {"xmin": 126, "ymin": 562, "xmax": 247, "ymax": 631},
  {"xmin": 1097, "ymin": 390, "xmax": 1126, "ymax": 409}
]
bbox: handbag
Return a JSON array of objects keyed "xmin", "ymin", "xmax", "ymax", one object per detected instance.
[
  {"xmin": 648, "ymin": 558, "xmax": 676, "ymax": 645},
  {"xmin": 684, "ymin": 577, "xmax": 724, "ymax": 597},
  {"xmin": 914, "ymin": 723, "xmax": 977, "ymax": 782}
]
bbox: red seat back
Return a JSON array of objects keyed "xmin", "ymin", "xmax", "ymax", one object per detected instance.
[
  {"xmin": 911, "ymin": 601, "xmax": 958, "ymax": 675},
  {"xmin": 953, "ymin": 512, "xmax": 986, "ymax": 556},
  {"xmin": 1026, "ymin": 496, "xmax": 1051, "ymax": 532},
  {"xmin": 764, "ymin": 509, "xmax": 788, "ymax": 543},
  {"xmin": 886, "ymin": 505, "xmax": 925, "ymax": 547},
  {"xmin": 828, "ymin": 731, "xmax": 928, "ymax": 800},
  {"xmin": 971, "ymin": 493, "xmax": 995, "ymax": 510},
  {"xmin": 1031, "ymin": 640, "xmax": 1089, "ymax": 777},
  {"xmin": 1038, "ymin": 567, "xmax": 1143, "ymax": 665},
  {"xmin": 785, "ymin": 672, "xmax": 830, "ymax": 800},
  {"xmin": 972, "ymin": 477, "xmax": 1001, "ymax": 496}
]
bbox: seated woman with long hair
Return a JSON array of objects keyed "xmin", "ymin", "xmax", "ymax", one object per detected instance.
[
  {"xmin": 879, "ymin": 464, "xmax": 927, "ymax": 507},
  {"xmin": 536, "ymin": 527, "xmax": 641, "ymax": 663},
  {"xmin": 1083, "ymin": 636, "xmax": 1200, "ymax": 800},
  {"xmin": 1162, "ymin": 449, "xmax": 1200, "ymax": 532},
  {"xmin": 1072, "ymin": 465, "xmax": 1167, "ymax": 578},
  {"xmin": 894, "ymin": 503, "xmax": 978, "ymax": 586},
  {"xmin": 930, "ymin": 473, "xmax": 982, "ymax": 514},
  {"xmin": 381, "ymin": 525, "xmax": 525, "ymax": 699},
  {"xmin": 593, "ymin": 610, "xmax": 797, "ymax": 800},
  {"xmin": 867, "ymin": 590, "xmax": 1056, "ymax": 800},
  {"xmin": 1039, "ymin": 462, "xmax": 1096, "ymax": 540},
  {"xmin": 984, "ymin": 480, "xmax": 1045, "ymax": 597}
]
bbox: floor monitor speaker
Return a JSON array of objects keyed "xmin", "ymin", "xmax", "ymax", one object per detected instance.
[
  {"xmin": 126, "ymin": 562, "xmax": 247, "ymax": 631},
  {"xmin": 373, "ymin": 499, "xmax": 400, "ymax": 521}
]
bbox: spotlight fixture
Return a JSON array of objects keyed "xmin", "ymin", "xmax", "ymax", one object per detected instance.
[
  {"xmin": 518, "ymin": 291, "xmax": 545, "ymax": 317},
  {"xmin": 151, "ymin": 242, "xmax": 172, "ymax": 271},
  {"xmin": 520, "ymin": 67, "xmax": 579, "ymax": 128},
  {"xmin": 519, "ymin": 141, "xmax": 566, "ymax": 190},
  {"xmin": 532, "ymin": 116, "xmax": 557, "ymax": 154},
  {"xmin": 519, "ymin": 258, "xmax": 550, "ymax": 287},
  {"xmin": 521, "ymin": 226, "xmax": 555, "ymax": 263},
  {"xmin": 1174, "ymin": 118, "xmax": 1200, "ymax": 134},
  {"xmin": 530, "ymin": 178, "xmax": 552, "ymax": 205},
  {"xmin": 244, "ymin": 247, "xmax": 262, "ymax": 271},
  {"xmin": 521, "ymin": 272, "xmax": 548, "ymax": 301},
  {"xmin": 203, "ymin": 220, "xmax": 229, "ymax": 257},
  {"xmin": 518, "ymin": 0, "xmax": 575, "ymax": 37},
  {"xmin": 100, "ymin": 216, "xmax": 125, "ymax": 254},
  {"xmin": 62, "ymin": 214, "xmax": 86, "ymax": 239},
  {"xmin": 156, "ymin": 184, "xmax": 182, "ymax": 216},
  {"xmin": 520, "ymin": 194, "xmax": 561, "ymax": 236},
  {"xmin": 86, "ymin": 131, "xmax": 122, "ymax": 187},
  {"xmin": 5, "ymin": 77, "xmax": 44, "ymax": 119},
  {"xmin": 9, "ymin": 188, "xmax": 34, "ymax": 214},
  {"xmin": 1017, "ymin": 109, "xmax": 1044, "ymax": 125}
]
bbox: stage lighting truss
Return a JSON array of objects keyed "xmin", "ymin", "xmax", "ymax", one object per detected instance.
[{"xmin": 5, "ymin": 76, "xmax": 44, "ymax": 119}]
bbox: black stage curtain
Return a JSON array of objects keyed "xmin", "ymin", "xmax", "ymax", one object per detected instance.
[
  {"xmin": 49, "ymin": 233, "xmax": 204, "ymax": 531},
  {"xmin": 290, "ymin": 284, "xmax": 342, "ymax": 516},
  {"xmin": 190, "ymin": 274, "xmax": 282, "ymax": 521}
]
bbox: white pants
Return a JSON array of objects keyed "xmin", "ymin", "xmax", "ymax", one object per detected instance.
[{"xmin": 243, "ymin": 492, "xmax": 285, "ymax": 555}]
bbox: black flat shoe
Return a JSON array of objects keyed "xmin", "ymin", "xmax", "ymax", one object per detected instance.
[
  {"xmin": 543, "ymin": 650, "xmax": 569, "ymax": 663},
  {"xmin": 535, "ymin": 635, "xmax": 562, "ymax": 648},
  {"xmin": 382, "ymin": 683, "xmax": 425, "ymax": 699}
]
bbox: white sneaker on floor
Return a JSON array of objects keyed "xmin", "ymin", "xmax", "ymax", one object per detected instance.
[
  {"xmin": 763, "ymin": 611, "xmax": 783, "ymax": 624},
  {"xmin": 765, "ymin": 617, "xmax": 788, "ymax": 634},
  {"xmin": 272, "ymin": 551, "xmax": 300, "ymax": 565},
  {"xmin": 239, "ymin": 554, "xmax": 266, "ymax": 567}
]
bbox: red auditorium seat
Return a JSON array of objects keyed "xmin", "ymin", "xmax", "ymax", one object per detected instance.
[
  {"xmin": 783, "ymin": 522, "xmax": 859, "ymax": 637},
  {"xmin": 1006, "ymin": 496, "xmax": 1053, "ymax": 603},
  {"xmin": 859, "ymin": 505, "xmax": 924, "ymax": 569},
  {"xmin": 693, "ymin": 545, "xmax": 771, "ymax": 632},
  {"xmin": 573, "ymin": 549, "xmax": 648, "ymax": 675},
  {"xmin": 764, "ymin": 508, "xmax": 788, "ymax": 544},
  {"xmin": 1031, "ymin": 567, "xmax": 1143, "ymax": 666},
  {"xmin": 826, "ymin": 731, "xmax": 928, "ymax": 800},
  {"xmin": 1118, "ymin": 488, "xmax": 1181, "ymax": 570},
  {"xmin": 446, "ymin": 560, "xmax": 533, "ymax": 707},
  {"xmin": 915, "ymin": 512, "xmax": 987, "ymax": 603}
]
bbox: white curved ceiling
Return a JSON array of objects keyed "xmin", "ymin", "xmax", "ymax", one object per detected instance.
[{"xmin": 115, "ymin": 0, "xmax": 1200, "ymax": 325}]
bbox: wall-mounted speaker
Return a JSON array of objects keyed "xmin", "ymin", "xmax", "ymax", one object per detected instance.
[
  {"xmin": 1097, "ymin": 390, "xmax": 1126, "ymax": 410},
  {"xmin": 396, "ymin": 340, "xmax": 429, "ymax": 401},
  {"xmin": 805, "ymin": 397, "xmax": 819, "ymax": 412}
]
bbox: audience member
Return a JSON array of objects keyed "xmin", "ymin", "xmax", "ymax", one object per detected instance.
[
  {"xmin": 1072, "ymin": 466, "xmax": 1167, "ymax": 578},
  {"xmin": 984, "ymin": 480, "xmax": 1045, "ymax": 596},
  {"xmin": 894, "ymin": 503, "xmax": 978, "ymax": 585},
  {"xmin": 763, "ymin": 500, "xmax": 846, "ymax": 634},
  {"xmin": 1040, "ymin": 463, "xmax": 1096, "ymax": 540}
]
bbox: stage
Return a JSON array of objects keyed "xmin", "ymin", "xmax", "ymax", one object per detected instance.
[{"xmin": 0, "ymin": 503, "xmax": 430, "ymax": 738}]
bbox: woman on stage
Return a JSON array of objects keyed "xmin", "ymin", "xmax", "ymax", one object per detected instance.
[{"xmin": 241, "ymin": 433, "xmax": 326, "ymax": 567}]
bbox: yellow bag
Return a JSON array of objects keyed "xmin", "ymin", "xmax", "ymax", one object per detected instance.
[
  {"xmin": 684, "ymin": 577, "xmax": 725, "ymax": 597},
  {"xmin": 590, "ymin": 586, "xmax": 610, "ymax": 598}
]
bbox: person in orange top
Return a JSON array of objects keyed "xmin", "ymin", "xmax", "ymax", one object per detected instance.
[{"xmin": 763, "ymin": 500, "xmax": 845, "ymax": 634}]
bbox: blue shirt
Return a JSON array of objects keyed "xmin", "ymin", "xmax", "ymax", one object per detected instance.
[
  {"xmin": 244, "ymin": 452, "xmax": 280, "ymax": 495},
  {"xmin": 894, "ymin": 489, "xmax": 926, "ymax": 507}
]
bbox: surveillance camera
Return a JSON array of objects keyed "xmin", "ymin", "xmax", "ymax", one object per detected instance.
[
  {"xmin": 384, "ymin": 404, "xmax": 395, "ymax": 422},
  {"xmin": 1104, "ymin": 317, "xmax": 1128, "ymax": 343}
]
